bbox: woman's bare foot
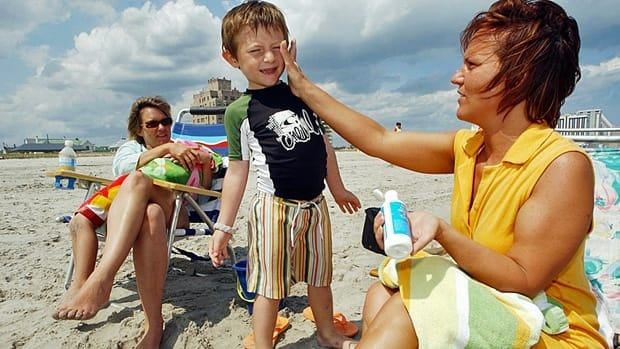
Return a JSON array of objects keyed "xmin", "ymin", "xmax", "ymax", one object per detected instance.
[
  {"xmin": 52, "ymin": 275, "xmax": 112, "ymax": 320},
  {"xmin": 51, "ymin": 283, "xmax": 82, "ymax": 319}
]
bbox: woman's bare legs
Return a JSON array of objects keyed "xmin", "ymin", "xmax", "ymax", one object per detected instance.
[
  {"xmin": 134, "ymin": 203, "xmax": 169, "ymax": 348},
  {"xmin": 53, "ymin": 172, "xmax": 173, "ymax": 320},
  {"xmin": 52, "ymin": 215, "xmax": 99, "ymax": 319},
  {"xmin": 361, "ymin": 282, "xmax": 397, "ymax": 333},
  {"xmin": 358, "ymin": 292, "xmax": 418, "ymax": 349}
]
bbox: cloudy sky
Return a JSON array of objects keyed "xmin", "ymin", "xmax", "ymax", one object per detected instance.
[{"xmin": 1, "ymin": 0, "xmax": 619, "ymax": 148}]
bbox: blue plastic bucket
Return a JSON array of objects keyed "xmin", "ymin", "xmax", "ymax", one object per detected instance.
[
  {"xmin": 233, "ymin": 260, "xmax": 256, "ymax": 313},
  {"xmin": 232, "ymin": 259, "xmax": 285, "ymax": 314}
]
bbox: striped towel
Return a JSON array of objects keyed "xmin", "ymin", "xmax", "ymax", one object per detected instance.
[{"xmin": 379, "ymin": 255, "xmax": 544, "ymax": 349}]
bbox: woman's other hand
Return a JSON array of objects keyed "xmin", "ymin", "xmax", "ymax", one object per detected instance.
[
  {"xmin": 375, "ymin": 210, "xmax": 446, "ymax": 255},
  {"xmin": 408, "ymin": 211, "xmax": 445, "ymax": 254},
  {"xmin": 167, "ymin": 143, "xmax": 200, "ymax": 170}
]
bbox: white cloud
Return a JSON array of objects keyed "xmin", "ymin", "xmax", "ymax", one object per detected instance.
[
  {"xmin": 1, "ymin": 0, "xmax": 619, "ymax": 147},
  {"xmin": 318, "ymin": 81, "xmax": 463, "ymax": 132},
  {"xmin": 582, "ymin": 57, "xmax": 620, "ymax": 78},
  {"xmin": 70, "ymin": 0, "xmax": 118, "ymax": 23},
  {"xmin": 0, "ymin": 0, "xmax": 69, "ymax": 57},
  {"xmin": 1, "ymin": 0, "xmax": 234, "ymax": 146}
]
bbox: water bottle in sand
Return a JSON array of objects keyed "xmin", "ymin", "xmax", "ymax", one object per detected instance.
[
  {"xmin": 55, "ymin": 140, "xmax": 77, "ymax": 189},
  {"xmin": 58, "ymin": 140, "xmax": 77, "ymax": 171},
  {"xmin": 381, "ymin": 190, "xmax": 413, "ymax": 259}
]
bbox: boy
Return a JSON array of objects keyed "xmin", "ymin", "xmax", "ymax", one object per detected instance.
[{"xmin": 209, "ymin": 2, "xmax": 361, "ymax": 348}]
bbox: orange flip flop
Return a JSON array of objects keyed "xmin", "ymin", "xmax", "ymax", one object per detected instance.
[
  {"xmin": 302, "ymin": 306, "xmax": 359, "ymax": 338},
  {"xmin": 242, "ymin": 316, "xmax": 290, "ymax": 349}
]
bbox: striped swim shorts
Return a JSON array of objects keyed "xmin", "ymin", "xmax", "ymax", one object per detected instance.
[{"xmin": 246, "ymin": 192, "xmax": 333, "ymax": 299}]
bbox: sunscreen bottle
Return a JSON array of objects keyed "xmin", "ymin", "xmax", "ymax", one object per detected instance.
[{"xmin": 381, "ymin": 190, "xmax": 413, "ymax": 259}]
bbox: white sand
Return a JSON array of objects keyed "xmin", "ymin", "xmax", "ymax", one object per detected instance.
[{"xmin": 0, "ymin": 151, "xmax": 452, "ymax": 348}]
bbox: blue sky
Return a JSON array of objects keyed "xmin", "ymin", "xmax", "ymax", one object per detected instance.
[{"xmin": 1, "ymin": 0, "xmax": 619, "ymax": 148}]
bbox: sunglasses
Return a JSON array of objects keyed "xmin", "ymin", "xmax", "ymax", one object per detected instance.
[{"xmin": 143, "ymin": 117, "xmax": 173, "ymax": 129}]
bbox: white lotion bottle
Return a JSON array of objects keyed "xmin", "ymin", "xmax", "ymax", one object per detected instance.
[{"xmin": 381, "ymin": 190, "xmax": 413, "ymax": 259}]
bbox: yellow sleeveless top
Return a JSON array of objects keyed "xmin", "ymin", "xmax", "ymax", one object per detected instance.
[{"xmin": 451, "ymin": 123, "xmax": 606, "ymax": 348}]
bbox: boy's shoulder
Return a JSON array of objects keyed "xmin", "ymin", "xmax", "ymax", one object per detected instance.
[{"xmin": 225, "ymin": 93, "xmax": 252, "ymax": 117}]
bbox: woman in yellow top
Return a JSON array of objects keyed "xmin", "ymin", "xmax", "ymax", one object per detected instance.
[{"xmin": 280, "ymin": 0, "xmax": 607, "ymax": 348}]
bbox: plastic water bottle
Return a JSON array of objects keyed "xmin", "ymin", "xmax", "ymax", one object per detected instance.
[
  {"xmin": 381, "ymin": 190, "xmax": 413, "ymax": 259},
  {"xmin": 58, "ymin": 140, "xmax": 77, "ymax": 171},
  {"xmin": 55, "ymin": 140, "xmax": 77, "ymax": 189}
]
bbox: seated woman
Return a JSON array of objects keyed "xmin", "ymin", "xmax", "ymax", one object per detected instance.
[
  {"xmin": 52, "ymin": 96, "xmax": 216, "ymax": 348},
  {"xmin": 280, "ymin": 0, "xmax": 607, "ymax": 348}
]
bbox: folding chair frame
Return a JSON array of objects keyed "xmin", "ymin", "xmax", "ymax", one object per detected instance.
[{"xmin": 48, "ymin": 169, "xmax": 236, "ymax": 290}]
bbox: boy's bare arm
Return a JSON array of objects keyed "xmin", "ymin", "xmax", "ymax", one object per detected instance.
[
  {"xmin": 323, "ymin": 136, "xmax": 361, "ymax": 214},
  {"xmin": 209, "ymin": 160, "xmax": 250, "ymax": 267}
]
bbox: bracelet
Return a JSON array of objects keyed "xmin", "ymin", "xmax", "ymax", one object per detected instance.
[{"xmin": 214, "ymin": 222, "xmax": 236, "ymax": 234}]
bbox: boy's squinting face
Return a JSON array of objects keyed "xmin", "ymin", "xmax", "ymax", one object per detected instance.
[{"xmin": 225, "ymin": 26, "xmax": 285, "ymax": 89}]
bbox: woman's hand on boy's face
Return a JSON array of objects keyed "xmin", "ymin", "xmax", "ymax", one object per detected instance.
[{"xmin": 280, "ymin": 39, "xmax": 304, "ymax": 97}]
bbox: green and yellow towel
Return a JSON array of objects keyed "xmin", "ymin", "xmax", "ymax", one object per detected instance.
[{"xmin": 379, "ymin": 255, "xmax": 544, "ymax": 348}]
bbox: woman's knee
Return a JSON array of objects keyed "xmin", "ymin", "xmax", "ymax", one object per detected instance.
[
  {"xmin": 363, "ymin": 281, "xmax": 397, "ymax": 330},
  {"xmin": 68, "ymin": 213, "xmax": 95, "ymax": 239},
  {"xmin": 124, "ymin": 171, "xmax": 154, "ymax": 192}
]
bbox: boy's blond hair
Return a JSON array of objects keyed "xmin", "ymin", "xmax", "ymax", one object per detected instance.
[{"xmin": 221, "ymin": 1, "xmax": 289, "ymax": 57}]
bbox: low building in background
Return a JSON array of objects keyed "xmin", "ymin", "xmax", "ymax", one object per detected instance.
[{"xmin": 3, "ymin": 136, "xmax": 94, "ymax": 153}]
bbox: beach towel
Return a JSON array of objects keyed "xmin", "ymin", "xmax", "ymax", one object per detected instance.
[
  {"xmin": 141, "ymin": 140, "xmax": 223, "ymax": 187},
  {"xmin": 78, "ymin": 141, "xmax": 222, "ymax": 226},
  {"xmin": 378, "ymin": 255, "xmax": 544, "ymax": 349},
  {"xmin": 586, "ymin": 149, "xmax": 620, "ymax": 340}
]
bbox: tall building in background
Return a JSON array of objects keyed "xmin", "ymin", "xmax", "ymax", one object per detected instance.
[{"xmin": 192, "ymin": 78, "xmax": 241, "ymax": 124}]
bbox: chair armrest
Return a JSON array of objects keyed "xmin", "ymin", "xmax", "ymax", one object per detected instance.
[
  {"xmin": 151, "ymin": 179, "xmax": 222, "ymax": 198},
  {"xmin": 46, "ymin": 169, "xmax": 114, "ymax": 185}
]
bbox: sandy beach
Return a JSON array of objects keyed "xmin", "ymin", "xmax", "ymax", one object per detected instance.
[{"xmin": 0, "ymin": 151, "xmax": 453, "ymax": 348}]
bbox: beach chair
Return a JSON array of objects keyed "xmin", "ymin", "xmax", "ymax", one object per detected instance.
[{"xmin": 49, "ymin": 106, "xmax": 236, "ymax": 290}]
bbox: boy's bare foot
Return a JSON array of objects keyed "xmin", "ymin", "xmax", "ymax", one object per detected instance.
[
  {"xmin": 136, "ymin": 322, "xmax": 163, "ymax": 349},
  {"xmin": 52, "ymin": 276, "xmax": 112, "ymax": 320},
  {"xmin": 317, "ymin": 332, "xmax": 351, "ymax": 349}
]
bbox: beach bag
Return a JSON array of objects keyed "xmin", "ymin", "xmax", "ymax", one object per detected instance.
[
  {"xmin": 140, "ymin": 158, "xmax": 190, "ymax": 185},
  {"xmin": 362, "ymin": 207, "xmax": 386, "ymax": 255}
]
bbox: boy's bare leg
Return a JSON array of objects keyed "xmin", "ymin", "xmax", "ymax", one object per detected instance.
[
  {"xmin": 252, "ymin": 295, "xmax": 280, "ymax": 349},
  {"xmin": 52, "ymin": 214, "xmax": 98, "ymax": 319},
  {"xmin": 134, "ymin": 203, "xmax": 168, "ymax": 348},
  {"xmin": 53, "ymin": 172, "xmax": 156, "ymax": 320},
  {"xmin": 308, "ymin": 285, "xmax": 348, "ymax": 348}
]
